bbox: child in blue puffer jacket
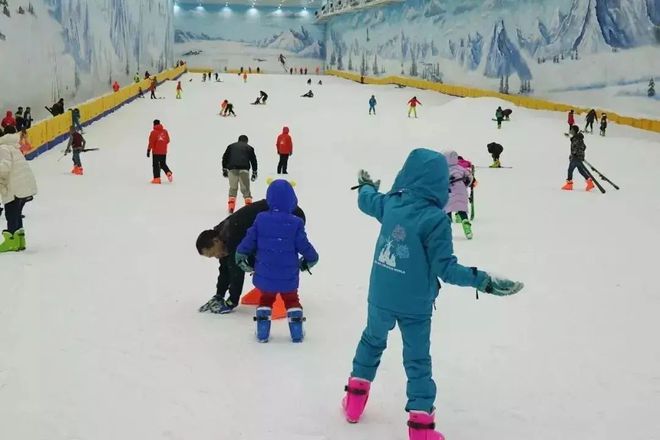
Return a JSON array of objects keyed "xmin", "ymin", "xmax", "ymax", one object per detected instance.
[
  {"xmin": 341, "ymin": 148, "xmax": 523, "ymax": 440},
  {"xmin": 236, "ymin": 179, "xmax": 318, "ymax": 343}
]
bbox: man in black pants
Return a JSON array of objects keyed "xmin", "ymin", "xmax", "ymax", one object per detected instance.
[
  {"xmin": 196, "ymin": 199, "xmax": 306, "ymax": 314},
  {"xmin": 147, "ymin": 119, "xmax": 173, "ymax": 184}
]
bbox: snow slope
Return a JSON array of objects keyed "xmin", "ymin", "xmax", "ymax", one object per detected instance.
[{"xmin": 1, "ymin": 74, "xmax": 660, "ymax": 440}]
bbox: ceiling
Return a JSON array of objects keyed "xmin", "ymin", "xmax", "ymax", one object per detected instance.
[{"xmin": 175, "ymin": 0, "xmax": 322, "ymax": 7}]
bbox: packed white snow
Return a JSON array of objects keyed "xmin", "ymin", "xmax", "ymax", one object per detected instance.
[{"xmin": 1, "ymin": 73, "xmax": 660, "ymax": 440}]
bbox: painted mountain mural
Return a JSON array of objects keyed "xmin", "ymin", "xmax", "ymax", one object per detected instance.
[{"xmin": 325, "ymin": 0, "xmax": 660, "ymax": 117}]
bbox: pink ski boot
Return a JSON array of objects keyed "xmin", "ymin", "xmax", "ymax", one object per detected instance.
[
  {"xmin": 342, "ymin": 377, "xmax": 371, "ymax": 423},
  {"xmin": 408, "ymin": 411, "xmax": 445, "ymax": 440}
]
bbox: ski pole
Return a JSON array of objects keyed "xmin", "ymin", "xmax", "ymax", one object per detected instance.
[{"xmin": 584, "ymin": 160, "xmax": 620, "ymax": 190}]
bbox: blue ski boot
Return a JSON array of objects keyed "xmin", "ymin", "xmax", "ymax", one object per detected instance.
[
  {"xmin": 254, "ymin": 307, "xmax": 272, "ymax": 343},
  {"xmin": 287, "ymin": 308, "xmax": 305, "ymax": 343}
]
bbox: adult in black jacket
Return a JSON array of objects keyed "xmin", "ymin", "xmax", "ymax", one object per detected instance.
[
  {"xmin": 222, "ymin": 134, "xmax": 258, "ymax": 213},
  {"xmin": 196, "ymin": 199, "xmax": 306, "ymax": 314},
  {"xmin": 585, "ymin": 109, "xmax": 598, "ymax": 133}
]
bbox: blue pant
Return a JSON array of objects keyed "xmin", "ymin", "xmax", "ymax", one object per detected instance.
[
  {"xmin": 351, "ymin": 304, "xmax": 436, "ymax": 412},
  {"xmin": 369, "ymin": 105, "xmax": 376, "ymax": 114}
]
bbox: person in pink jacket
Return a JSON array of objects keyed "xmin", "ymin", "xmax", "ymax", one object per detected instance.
[{"xmin": 444, "ymin": 150, "xmax": 473, "ymax": 239}]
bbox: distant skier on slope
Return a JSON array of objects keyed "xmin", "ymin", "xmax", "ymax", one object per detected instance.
[
  {"xmin": 584, "ymin": 109, "xmax": 597, "ymax": 133},
  {"xmin": 444, "ymin": 150, "xmax": 474, "ymax": 239},
  {"xmin": 407, "ymin": 96, "xmax": 422, "ymax": 118}
]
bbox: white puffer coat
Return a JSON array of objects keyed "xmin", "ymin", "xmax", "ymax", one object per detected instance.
[{"xmin": 0, "ymin": 133, "xmax": 38, "ymax": 204}]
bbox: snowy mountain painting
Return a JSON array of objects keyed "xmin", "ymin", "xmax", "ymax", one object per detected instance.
[
  {"xmin": 0, "ymin": 0, "xmax": 174, "ymax": 120},
  {"xmin": 325, "ymin": 0, "xmax": 660, "ymax": 118},
  {"xmin": 174, "ymin": 4, "xmax": 325, "ymax": 73}
]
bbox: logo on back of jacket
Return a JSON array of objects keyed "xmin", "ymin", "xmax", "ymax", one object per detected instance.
[
  {"xmin": 157, "ymin": 133, "xmax": 167, "ymax": 142},
  {"xmin": 375, "ymin": 225, "xmax": 409, "ymax": 274}
]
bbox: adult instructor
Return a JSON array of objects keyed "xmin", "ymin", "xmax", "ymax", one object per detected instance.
[{"xmin": 196, "ymin": 196, "xmax": 305, "ymax": 314}]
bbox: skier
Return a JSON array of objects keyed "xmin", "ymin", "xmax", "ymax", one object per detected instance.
[
  {"xmin": 70, "ymin": 108, "xmax": 83, "ymax": 133},
  {"xmin": 495, "ymin": 106, "xmax": 504, "ymax": 128},
  {"xmin": 22, "ymin": 107, "xmax": 33, "ymax": 129},
  {"xmin": 600, "ymin": 113, "xmax": 608, "ymax": 136},
  {"xmin": 444, "ymin": 150, "xmax": 474, "ymax": 239},
  {"xmin": 562, "ymin": 125, "xmax": 594, "ymax": 191},
  {"xmin": 487, "ymin": 142, "xmax": 504, "ymax": 168},
  {"xmin": 276, "ymin": 126, "xmax": 293, "ymax": 174},
  {"xmin": 223, "ymin": 102, "xmax": 236, "ymax": 117},
  {"xmin": 220, "ymin": 99, "xmax": 228, "ymax": 115},
  {"xmin": 369, "ymin": 95, "xmax": 377, "ymax": 115},
  {"xmin": 146, "ymin": 119, "xmax": 173, "ymax": 184},
  {"xmin": 251, "ymin": 96, "xmax": 263, "ymax": 105},
  {"xmin": 15, "ymin": 107, "xmax": 24, "ymax": 131},
  {"xmin": 0, "ymin": 127, "xmax": 38, "ymax": 253},
  {"xmin": 243, "ymin": 72, "xmax": 248, "ymax": 83},
  {"xmin": 567, "ymin": 109, "xmax": 575, "ymax": 130},
  {"xmin": 307, "ymin": 78, "xmax": 312, "ymax": 85},
  {"xmin": 584, "ymin": 109, "xmax": 597, "ymax": 133},
  {"xmin": 49, "ymin": 98, "xmax": 64, "ymax": 116},
  {"xmin": 65, "ymin": 127, "xmax": 86, "ymax": 175},
  {"xmin": 144, "ymin": 71, "xmax": 150, "ymax": 79},
  {"xmin": 134, "ymin": 72, "xmax": 141, "ymax": 83},
  {"xmin": 149, "ymin": 77, "xmax": 158, "ymax": 99},
  {"xmin": 222, "ymin": 134, "xmax": 258, "ymax": 213},
  {"xmin": 502, "ymin": 108, "xmax": 513, "ymax": 120},
  {"xmin": 203, "ymin": 72, "xmax": 207, "ymax": 82},
  {"xmin": 341, "ymin": 150, "xmax": 523, "ymax": 439},
  {"xmin": 197, "ymin": 193, "xmax": 307, "ymax": 315},
  {"xmin": 407, "ymin": 96, "xmax": 421, "ymax": 118},
  {"xmin": 112, "ymin": 81, "xmax": 120, "ymax": 92},
  {"xmin": 1, "ymin": 111, "xmax": 15, "ymax": 130},
  {"xmin": 279, "ymin": 53, "xmax": 287, "ymax": 70},
  {"xmin": 301, "ymin": 90, "xmax": 314, "ymax": 98},
  {"xmin": 260, "ymin": 90, "xmax": 268, "ymax": 104},
  {"xmin": 318, "ymin": 80, "xmax": 323, "ymax": 85},
  {"xmin": 235, "ymin": 179, "xmax": 319, "ymax": 343},
  {"xmin": 215, "ymin": 72, "xmax": 219, "ymax": 81},
  {"xmin": 176, "ymin": 81, "xmax": 183, "ymax": 99}
]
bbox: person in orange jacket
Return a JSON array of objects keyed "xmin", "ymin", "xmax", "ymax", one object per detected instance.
[
  {"xmin": 176, "ymin": 81, "xmax": 183, "ymax": 99},
  {"xmin": 112, "ymin": 81, "xmax": 120, "ymax": 92},
  {"xmin": 407, "ymin": 96, "xmax": 422, "ymax": 118},
  {"xmin": 221, "ymin": 99, "xmax": 228, "ymax": 115},
  {"xmin": 147, "ymin": 119, "xmax": 173, "ymax": 184},
  {"xmin": 276, "ymin": 126, "xmax": 293, "ymax": 174},
  {"xmin": 149, "ymin": 77, "xmax": 158, "ymax": 99},
  {"xmin": 243, "ymin": 72, "xmax": 248, "ymax": 83}
]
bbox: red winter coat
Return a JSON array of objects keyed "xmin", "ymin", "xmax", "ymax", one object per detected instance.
[
  {"xmin": 408, "ymin": 98, "xmax": 422, "ymax": 107},
  {"xmin": 112, "ymin": 81, "xmax": 120, "ymax": 92},
  {"xmin": 148, "ymin": 124, "xmax": 170, "ymax": 155},
  {"xmin": 1, "ymin": 111, "xmax": 16, "ymax": 129},
  {"xmin": 568, "ymin": 112, "xmax": 575, "ymax": 126},
  {"xmin": 276, "ymin": 127, "xmax": 293, "ymax": 155}
]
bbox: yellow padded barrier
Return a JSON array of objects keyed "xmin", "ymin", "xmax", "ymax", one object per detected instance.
[
  {"xmin": 326, "ymin": 70, "xmax": 660, "ymax": 134},
  {"xmin": 24, "ymin": 65, "xmax": 187, "ymax": 158}
]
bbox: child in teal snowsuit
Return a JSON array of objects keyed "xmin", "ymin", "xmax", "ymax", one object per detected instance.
[
  {"xmin": 369, "ymin": 95, "xmax": 377, "ymax": 115},
  {"xmin": 341, "ymin": 148, "xmax": 523, "ymax": 439}
]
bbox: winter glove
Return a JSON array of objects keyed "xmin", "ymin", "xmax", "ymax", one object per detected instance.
[
  {"xmin": 235, "ymin": 253, "xmax": 254, "ymax": 273},
  {"xmin": 64, "ymin": 147, "xmax": 71, "ymax": 154},
  {"xmin": 299, "ymin": 258, "xmax": 318, "ymax": 273},
  {"xmin": 478, "ymin": 274, "xmax": 524, "ymax": 296},
  {"xmin": 222, "ymin": 168, "xmax": 228, "ymax": 178},
  {"xmin": 251, "ymin": 171, "xmax": 257, "ymax": 182},
  {"xmin": 146, "ymin": 149, "xmax": 151, "ymax": 158},
  {"xmin": 357, "ymin": 170, "xmax": 380, "ymax": 191}
]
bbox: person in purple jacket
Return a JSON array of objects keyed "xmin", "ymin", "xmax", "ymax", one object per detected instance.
[
  {"xmin": 235, "ymin": 179, "xmax": 319, "ymax": 343},
  {"xmin": 444, "ymin": 150, "xmax": 473, "ymax": 239}
]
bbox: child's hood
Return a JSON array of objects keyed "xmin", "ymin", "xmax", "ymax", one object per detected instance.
[
  {"xmin": 267, "ymin": 179, "xmax": 298, "ymax": 213},
  {"xmin": 391, "ymin": 148, "xmax": 449, "ymax": 209}
]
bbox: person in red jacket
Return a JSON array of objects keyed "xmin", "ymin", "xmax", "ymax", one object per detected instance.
[
  {"xmin": 276, "ymin": 126, "xmax": 293, "ymax": 174},
  {"xmin": 147, "ymin": 119, "xmax": 173, "ymax": 184},
  {"xmin": 1, "ymin": 111, "xmax": 16, "ymax": 130},
  {"xmin": 112, "ymin": 81, "xmax": 120, "ymax": 92},
  {"xmin": 407, "ymin": 96, "xmax": 422, "ymax": 118},
  {"xmin": 568, "ymin": 109, "xmax": 575, "ymax": 129}
]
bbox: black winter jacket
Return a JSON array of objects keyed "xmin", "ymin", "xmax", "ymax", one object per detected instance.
[
  {"xmin": 222, "ymin": 141, "xmax": 258, "ymax": 171},
  {"xmin": 570, "ymin": 133, "xmax": 586, "ymax": 161},
  {"xmin": 213, "ymin": 200, "xmax": 305, "ymax": 253}
]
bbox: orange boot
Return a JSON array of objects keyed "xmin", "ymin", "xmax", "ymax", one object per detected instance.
[
  {"xmin": 585, "ymin": 178, "xmax": 595, "ymax": 192},
  {"xmin": 561, "ymin": 180, "xmax": 573, "ymax": 190},
  {"xmin": 228, "ymin": 197, "xmax": 236, "ymax": 213},
  {"xmin": 245, "ymin": 197, "xmax": 252, "ymax": 205},
  {"xmin": 151, "ymin": 177, "xmax": 161, "ymax": 184}
]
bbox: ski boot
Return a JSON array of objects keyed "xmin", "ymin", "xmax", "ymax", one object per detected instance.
[
  {"xmin": 15, "ymin": 229, "xmax": 26, "ymax": 251},
  {"xmin": 198, "ymin": 296, "xmax": 225, "ymax": 313},
  {"xmin": 342, "ymin": 377, "xmax": 371, "ymax": 423},
  {"xmin": 287, "ymin": 307, "xmax": 305, "ymax": 343},
  {"xmin": 166, "ymin": 172, "xmax": 173, "ymax": 183},
  {"xmin": 561, "ymin": 180, "xmax": 573, "ymax": 190},
  {"xmin": 461, "ymin": 219, "xmax": 473, "ymax": 240},
  {"xmin": 489, "ymin": 160, "xmax": 501, "ymax": 168},
  {"xmin": 585, "ymin": 178, "xmax": 595, "ymax": 192},
  {"xmin": 244, "ymin": 197, "xmax": 253, "ymax": 206},
  {"xmin": 0, "ymin": 231, "xmax": 19, "ymax": 253},
  {"xmin": 218, "ymin": 298, "xmax": 236, "ymax": 314},
  {"xmin": 408, "ymin": 411, "xmax": 445, "ymax": 440},
  {"xmin": 151, "ymin": 177, "xmax": 161, "ymax": 184},
  {"xmin": 254, "ymin": 307, "xmax": 272, "ymax": 343},
  {"xmin": 228, "ymin": 197, "xmax": 236, "ymax": 214}
]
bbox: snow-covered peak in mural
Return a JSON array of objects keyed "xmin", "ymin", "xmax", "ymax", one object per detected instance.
[{"xmin": 325, "ymin": 0, "xmax": 660, "ymax": 117}]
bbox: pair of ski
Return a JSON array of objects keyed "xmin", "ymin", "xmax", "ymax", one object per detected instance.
[
  {"xmin": 58, "ymin": 148, "xmax": 100, "ymax": 161},
  {"xmin": 582, "ymin": 160, "xmax": 620, "ymax": 194}
]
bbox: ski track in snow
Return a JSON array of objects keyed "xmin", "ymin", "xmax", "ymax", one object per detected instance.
[{"xmin": 1, "ymin": 74, "xmax": 660, "ymax": 440}]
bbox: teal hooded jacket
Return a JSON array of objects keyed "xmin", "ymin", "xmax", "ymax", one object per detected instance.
[{"xmin": 359, "ymin": 148, "xmax": 488, "ymax": 317}]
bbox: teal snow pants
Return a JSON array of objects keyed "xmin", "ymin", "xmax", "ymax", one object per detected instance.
[{"xmin": 351, "ymin": 304, "xmax": 436, "ymax": 412}]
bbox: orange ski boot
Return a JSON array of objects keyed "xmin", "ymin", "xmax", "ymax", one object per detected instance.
[
  {"xmin": 561, "ymin": 180, "xmax": 573, "ymax": 191},
  {"xmin": 151, "ymin": 177, "xmax": 161, "ymax": 184},
  {"xmin": 585, "ymin": 178, "xmax": 595, "ymax": 192},
  {"xmin": 228, "ymin": 197, "xmax": 236, "ymax": 213}
]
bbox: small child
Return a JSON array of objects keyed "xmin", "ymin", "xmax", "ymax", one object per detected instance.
[
  {"xmin": 445, "ymin": 151, "xmax": 474, "ymax": 239},
  {"xmin": 562, "ymin": 125, "xmax": 594, "ymax": 191},
  {"xmin": 235, "ymin": 180, "xmax": 319, "ymax": 343},
  {"xmin": 495, "ymin": 106, "xmax": 504, "ymax": 128},
  {"xmin": 502, "ymin": 108, "xmax": 513, "ymax": 120},
  {"xmin": 568, "ymin": 109, "xmax": 575, "ymax": 130},
  {"xmin": 342, "ymin": 149, "xmax": 523, "ymax": 439},
  {"xmin": 301, "ymin": 90, "xmax": 314, "ymax": 98},
  {"xmin": 600, "ymin": 113, "xmax": 608, "ymax": 136},
  {"xmin": 407, "ymin": 96, "xmax": 421, "ymax": 118},
  {"xmin": 65, "ymin": 127, "xmax": 86, "ymax": 175},
  {"xmin": 369, "ymin": 95, "xmax": 377, "ymax": 115},
  {"xmin": 176, "ymin": 81, "xmax": 182, "ymax": 99},
  {"xmin": 243, "ymin": 72, "xmax": 248, "ymax": 83},
  {"xmin": 220, "ymin": 99, "xmax": 228, "ymax": 115},
  {"xmin": 487, "ymin": 142, "xmax": 504, "ymax": 167},
  {"xmin": 224, "ymin": 102, "xmax": 236, "ymax": 117}
]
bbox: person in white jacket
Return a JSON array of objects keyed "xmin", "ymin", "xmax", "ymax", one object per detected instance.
[{"xmin": 0, "ymin": 127, "xmax": 38, "ymax": 252}]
